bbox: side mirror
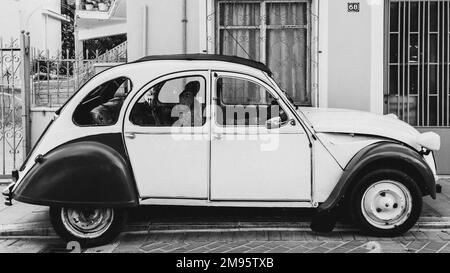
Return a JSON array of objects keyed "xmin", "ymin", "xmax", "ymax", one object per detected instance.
[{"xmin": 266, "ymin": 117, "xmax": 283, "ymax": 129}]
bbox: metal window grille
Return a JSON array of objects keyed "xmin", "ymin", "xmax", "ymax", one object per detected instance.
[
  {"xmin": 386, "ymin": 0, "xmax": 450, "ymax": 127},
  {"xmin": 216, "ymin": 0, "xmax": 312, "ymax": 106}
]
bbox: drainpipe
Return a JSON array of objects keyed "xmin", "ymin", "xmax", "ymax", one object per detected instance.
[
  {"xmin": 142, "ymin": 5, "xmax": 148, "ymax": 57},
  {"xmin": 182, "ymin": 0, "xmax": 187, "ymax": 54}
]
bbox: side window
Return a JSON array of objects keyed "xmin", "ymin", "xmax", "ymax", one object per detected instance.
[
  {"xmin": 73, "ymin": 77, "xmax": 132, "ymax": 126},
  {"xmin": 130, "ymin": 76, "xmax": 206, "ymax": 127},
  {"xmin": 216, "ymin": 77, "xmax": 288, "ymax": 126}
]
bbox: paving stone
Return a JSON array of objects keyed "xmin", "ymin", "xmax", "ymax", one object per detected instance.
[
  {"xmin": 245, "ymin": 241, "xmax": 267, "ymax": 248},
  {"xmin": 277, "ymin": 241, "xmax": 305, "ymax": 249},
  {"xmin": 322, "ymin": 241, "xmax": 345, "ymax": 249},
  {"xmin": 417, "ymin": 248, "xmax": 438, "ymax": 253},
  {"xmin": 348, "ymin": 247, "xmax": 370, "ymax": 253},
  {"xmin": 266, "ymin": 246, "xmax": 290, "ymax": 253},
  {"xmin": 168, "ymin": 247, "xmax": 191, "ymax": 253},
  {"xmin": 245, "ymin": 245, "xmax": 271, "ymax": 253},
  {"xmin": 311, "ymin": 246, "xmax": 331, "ymax": 253},
  {"xmin": 227, "ymin": 246, "xmax": 252, "ymax": 253},
  {"xmin": 436, "ymin": 231, "xmax": 450, "ymax": 241},
  {"xmin": 140, "ymin": 242, "xmax": 170, "ymax": 252},
  {"xmin": 329, "ymin": 246, "xmax": 352, "ymax": 253},
  {"xmin": 206, "ymin": 246, "xmax": 232, "ymax": 253},
  {"xmin": 262, "ymin": 241, "xmax": 287, "ymax": 248},
  {"xmin": 422, "ymin": 241, "xmax": 447, "ymax": 251},
  {"xmin": 401, "ymin": 232, "xmax": 416, "ymax": 241},
  {"xmin": 225, "ymin": 241, "xmax": 249, "ymax": 248},
  {"xmin": 421, "ymin": 231, "xmax": 443, "ymax": 241},
  {"xmin": 341, "ymin": 241, "xmax": 365, "ymax": 248},
  {"xmin": 411, "ymin": 231, "xmax": 429, "ymax": 240},
  {"xmin": 438, "ymin": 245, "xmax": 450, "ymax": 253},
  {"xmin": 187, "ymin": 246, "xmax": 211, "ymax": 253},
  {"xmin": 160, "ymin": 242, "xmax": 188, "ymax": 251},
  {"xmin": 287, "ymin": 245, "xmax": 309, "ymax": 253},
  {"xmin": 378, "ymin": 241, "xmax": 406, "ymax": 253},
  {"xmin": 303, "ymin": 241, "xmax": 325, "ymax": 249},
  {"xmin": 406, "ymin": 240, "xmax": 429, "ymax": 251},
  {"xmin": 205, "ymin": 241, "xmax": 227, "ymax": 249}
]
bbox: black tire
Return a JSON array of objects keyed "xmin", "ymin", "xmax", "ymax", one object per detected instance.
[
  {"xmin": 348, "ymin": 169, "xmax": 422, "ymax": 237},
  {"xmin": 50, "ymin": 207, "xmax": 127, "ymax": 247}
]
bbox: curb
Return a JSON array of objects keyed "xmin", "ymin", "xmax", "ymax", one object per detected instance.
[{"xmin": 2, "ymin": 220, "xmax": 450, "ymax": 237}]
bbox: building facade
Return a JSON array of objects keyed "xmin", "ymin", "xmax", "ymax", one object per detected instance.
[
  {"xmin": 75, "ymin": 0, "xmax": 450, "ymax": 174},
  {"xmin": 0, "ymin": 0, "xmax": 68, "ymax": 54}
]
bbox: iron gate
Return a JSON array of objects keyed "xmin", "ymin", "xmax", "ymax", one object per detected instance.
[
  {"xmin": 386, "ymin": 0, "xmax": 450, "ymax": 127},
  {"xmin": 0, "ymin": 38, "xmax": 24, "ymax": 176}
]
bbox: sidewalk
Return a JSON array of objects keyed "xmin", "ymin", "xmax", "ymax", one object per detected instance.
[{"xmin": 1, "ymin": 178, "xmax": 450, "ymax": 237}]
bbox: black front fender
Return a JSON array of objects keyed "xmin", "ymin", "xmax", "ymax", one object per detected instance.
[
  {"xmin": 318, "ymin": 141, "xmax": 436, "ymax": 213},
  {"xmin": 13, "ymin": 141, "xmax": 138, "ymax": 208}
]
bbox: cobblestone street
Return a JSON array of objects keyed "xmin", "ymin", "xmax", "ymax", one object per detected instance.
[
  {"xmin": 2, "ymin": 229, "xmax": 450, "ymax": 253},
  {"xmin": 2, "ymin": 179, "xmax": 450, "ymax": 253}
]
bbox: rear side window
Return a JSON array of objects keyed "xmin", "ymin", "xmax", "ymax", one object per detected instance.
[{"xmin": 73, "ymin": 77, "xmax": 132, "ymax": 126}]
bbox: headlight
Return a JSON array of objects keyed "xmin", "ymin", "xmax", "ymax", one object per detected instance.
[{"xmin": 417, "ymin": 132, "xmax": 441, "ymax": 151}]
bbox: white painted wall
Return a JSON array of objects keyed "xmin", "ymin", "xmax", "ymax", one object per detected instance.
[
  {"xmin": 127, "ymin": 0, "xmax": 201, "ymax": 61},
  {"xmin": 0, "ymin": 0, "xmax": 63, "ymax": 55},
  {"xmin": 318, "ymin": 0, "xmax": 384, "ymax": 113}
]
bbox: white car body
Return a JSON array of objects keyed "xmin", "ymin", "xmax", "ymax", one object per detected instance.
[{"xmin": 9, "ymin": 57, "xmax": 439, "ymax": 209}]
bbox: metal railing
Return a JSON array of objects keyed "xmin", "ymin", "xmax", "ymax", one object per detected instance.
[
  {"xmin": 31, "ymin": 46, "xmax": 127, "ymax": 107},
  {"xmin": 97, "ymin": 40, "xmax": 127, "ymax": 63}
]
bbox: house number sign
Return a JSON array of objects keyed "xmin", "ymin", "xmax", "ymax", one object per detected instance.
[{"xmin": 348, "ymin": 2, "xmax": 360, "ymax": 12}]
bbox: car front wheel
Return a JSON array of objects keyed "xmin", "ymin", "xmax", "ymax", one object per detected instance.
[
  {"xmin": 349, "ymin": 169, "xmax": 422, "ymax": 237},
  {"xmin": 50, "ymin": 207, "xmax": 127, "ymax": 247}
]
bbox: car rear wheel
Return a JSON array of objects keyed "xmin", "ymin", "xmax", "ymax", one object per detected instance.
[
  {"xmin": 349, "ymin": 169, "xmax": 422, "ymax": 237},
  {"xmin": 50, "ymin": 207, "xmax": 127, "ymax": 247}
]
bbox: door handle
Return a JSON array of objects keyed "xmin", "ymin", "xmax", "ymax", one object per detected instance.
[
  {"xmin": 124, "ymin": 132, "xmax": 136, "ymax": 139},
  {"xmin": 212, "ymin": 133, "xmax": 223, "ymax": 141}
]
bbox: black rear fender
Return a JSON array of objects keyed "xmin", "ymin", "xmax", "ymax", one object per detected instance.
[{"xmin": 13, "ymin": 140, "xmax": 138, "ymax": 208}]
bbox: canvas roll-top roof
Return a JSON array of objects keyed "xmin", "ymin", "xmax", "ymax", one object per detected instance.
[{"xmin": 134, "ymin": 54, "xmax": 272, "ymax": 76}]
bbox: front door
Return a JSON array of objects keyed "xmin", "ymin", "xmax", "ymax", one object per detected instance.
[
  {"xmin": 210, "ymin": 72, "xmax": 311, "ymax": 201},
  {"xmin": 123, "ymin": 71, "xmax": 210, "ymax": 199}
]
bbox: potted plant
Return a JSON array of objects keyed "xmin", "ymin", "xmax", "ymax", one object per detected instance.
[
  {"xmin": 98, "ymin": 1, "xmax": 109, "ymax": 12},
  {"xmin": 85, "ymin": 1, "xmax": 94, "ymax": 10}
]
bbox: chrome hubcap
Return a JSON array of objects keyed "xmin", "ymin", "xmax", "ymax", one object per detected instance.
[
  {"xmin": 361, "ymin": 181, "xmax": 412, "ymax": 229},
  {"xmin": 61, "ymin": 208, "xmax": 114, "ymax": 239}
]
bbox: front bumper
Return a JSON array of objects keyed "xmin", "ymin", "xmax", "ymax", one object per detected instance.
[
  {"xmin": 2, "ymin": 182, "xmax": 15, "ymax": 206},
  {"xmin": 2, "ymin": 170, "xmax": 18, "ymax": 206}
]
